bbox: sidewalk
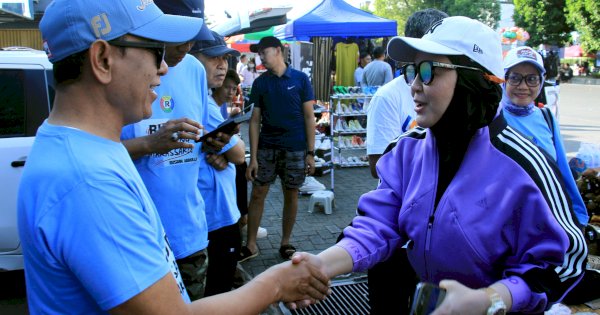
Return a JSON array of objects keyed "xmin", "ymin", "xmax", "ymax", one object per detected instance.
[
  {"xmin": 237, "ymin": 166, "xmax": 377, "ymax": 315},
  {"xmin": 238, "ymin": 166, "xmax": 378, "ymax": 275}
]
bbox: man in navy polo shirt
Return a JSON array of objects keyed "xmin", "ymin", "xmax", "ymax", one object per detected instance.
[{"xmin": 241, "ymin": 36, "xmax": 316, "ymax": 262}]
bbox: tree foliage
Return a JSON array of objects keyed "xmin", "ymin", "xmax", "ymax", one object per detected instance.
[
  {"xmin": 513, "ymin": 0, "xmax": 572, "ymax": 47},
  {"xmin": 565, "ymin": 0, "xmax": 600, "ymax": 53},
  {"xmin": 373, "ymin": 0, "xmax": 500, "ymax": 36}
]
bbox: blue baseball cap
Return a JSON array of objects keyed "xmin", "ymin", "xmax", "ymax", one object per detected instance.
[
  {"xmin": 190, "ymin": 31, "xmax": 240, "ymax": 57},
  {"xmin": 40, "ymin": 0, "xmax": 204, "ymax": 63},
  {"xmin": 154, "ymin": 0, "xmax": 214, "ymax": 41}
]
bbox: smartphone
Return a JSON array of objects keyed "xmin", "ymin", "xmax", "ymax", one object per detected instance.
[
  {"xmin": 197, "ymin": 103, "xmax": 254, "ymax": 142},
  {"xmin": 409, "ymin": 282, "xmax": 446, "ymax": 315}
]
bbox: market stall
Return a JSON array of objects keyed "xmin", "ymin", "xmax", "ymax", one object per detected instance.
[{"xmin": 273, "ymin": 0, "xmax": 397, "ymax": 101}]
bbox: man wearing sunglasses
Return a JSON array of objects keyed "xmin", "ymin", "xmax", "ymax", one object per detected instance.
[{"xmin": 18, "ymin": 0, "xmax": 330, "ymax": 313}]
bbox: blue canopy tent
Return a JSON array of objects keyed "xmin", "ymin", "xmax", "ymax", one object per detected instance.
[
  {"xmin": 273, "ymin": 0, "xmax": 397, "ymax": 102},
  {"xmin": 273, "ymin": 0, "xmax": 397, "ymax": 41}
]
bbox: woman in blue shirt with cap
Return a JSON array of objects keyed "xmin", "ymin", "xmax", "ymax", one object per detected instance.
[{"xmin": 501, "ymin": 46, "xmax": 588, "ymax": 227}]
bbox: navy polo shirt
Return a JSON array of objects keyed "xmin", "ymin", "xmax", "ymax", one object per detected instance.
[{"xmin": 249, "ymin": 65, "xmax": 315, "ymax": 151}]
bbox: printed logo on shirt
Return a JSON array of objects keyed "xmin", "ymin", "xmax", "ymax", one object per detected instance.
[
  {"xmin": 134, "ymin": 119, "xmax": 199, "ymax": 168},
  {"xmin": 160, "ymin": 96, "xmax": 175, "ymax": 113},
  {"xmin": 164, "ymin": 234, "xmax": 190, "ymax": 302},
  {"xmin": 287, "ymin": 86, "xmax": 295, "ymax": 90}
]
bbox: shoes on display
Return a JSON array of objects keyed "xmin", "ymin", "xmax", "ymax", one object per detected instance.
[
  {"xmin": 334, "ymin": 117, "xmax": 342, "ymax": 132},
  {"xmin": 319, "ymin": 138, "xmax": 331, "ymax": 151},
  {"xmin": 314, "ymin": 138, "xmax": 322, "ymax": 150},
  {"xmin": 342, "ymin": 119, "xmax": 350, "ymax": 131}
]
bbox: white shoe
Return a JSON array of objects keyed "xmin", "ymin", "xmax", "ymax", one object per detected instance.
[
  {"xmin": 319, "ymin": 138, "xmax": 331, "ymax": 151},
  {"xmin": 241, "ymin": 225, "xmax": 268, "ymax": 239},
  {"xmin": 256, "ymin": 226, "xmax": 268, "ymax": 239},
  {"xmin": 300, "ymin": 176, "xmax": 326, "ymax": 193}
]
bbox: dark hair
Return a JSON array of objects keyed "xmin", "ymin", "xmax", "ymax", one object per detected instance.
[
  {"xmin": 359, "ymin": 50, "xmax": 370, "ymax": 60},
  {"xmin": 405, "ymin": 9, "xmax": 449, "ymax": 38},
  {"xmin": 52, "ymin": 49, "xmax": 88, "ymax": 84},
  {"xmin": 225, "ymin": 69, "xmax": 241, "ymax": 85},
  {"xmin": 447, "ymin": 55, "xmax": 502, "ymax": 129},
  {"xmin": 53, "ymin": 36, "xmax": 128, "ymax": 85},
  {"xmin": 240, "ymin": 54, "xmax": 248, "ymax": 60},
  {"xmin": 373, "ymin": 46, "xmax": 385, "ymax": 58}
]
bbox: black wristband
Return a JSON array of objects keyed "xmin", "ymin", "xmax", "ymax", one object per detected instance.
[{"xmin": 306, "ymin": 150, "xmax": 315, "ymax": 156}]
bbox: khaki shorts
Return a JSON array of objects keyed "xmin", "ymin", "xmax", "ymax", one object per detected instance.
[{"xmin": 254, "ymin": 149, "xmax": 306, "ymax": 189}]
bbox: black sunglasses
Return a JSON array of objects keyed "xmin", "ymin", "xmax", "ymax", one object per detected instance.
[
  {"xmin": 505, "ymin": 73, "xmax": 542, "ymax": 87},
  {"xmin": 108, "ymin": 40, "xmax": 166, "ymax": 69},
  {"xmin": 402, "ymin": 61, "xmax": 482, "ymax": 85}
]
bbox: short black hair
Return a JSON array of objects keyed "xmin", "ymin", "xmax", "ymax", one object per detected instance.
[
  {"xmin": 53, "ymin": 36, "xmax": 128, "ymax": 85},
  {"xmin": 225, "ymin": 69, "xmax": 240, "ymax": 85},
  {"xmin": 52, "ymin": 49, "xmax": 88, "ymax": 84},
  {"xmin": 405, "ymin": 9, "xmax": 449, "ymax": 38},
  {"xmin": 373, "ymin": 46, "xmax": 385, "ymax": 58},
  {"xmin": 359, "ymin": 50, "xmax": 370, "ymax": 60}
]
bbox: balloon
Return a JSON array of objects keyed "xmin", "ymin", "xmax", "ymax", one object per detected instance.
[{"xmin": 499, "ymin": 27, "xmax": 529, "ymax": 43}]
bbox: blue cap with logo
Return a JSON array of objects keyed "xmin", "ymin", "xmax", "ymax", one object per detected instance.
[
  {"xmin": 154, "ymin": 0, "xmax": 214, "ymax": 41},
  {"xmin": 40, "ymin": 0, "xmax": 204, "ymax": 63},
  {"xmin": 190, "ymin": 31, "xmax": 240, "ymax": 57}
]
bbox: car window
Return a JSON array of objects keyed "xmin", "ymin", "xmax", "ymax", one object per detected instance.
[{"xmin": 0, "ymin": 68, "xmax": 54, "ymax": 137}]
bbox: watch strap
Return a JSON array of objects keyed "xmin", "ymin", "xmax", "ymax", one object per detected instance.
[
  {"xmin": 306, "ymin": 150, "xmax": 315, "ymax": 156},
  {"xmin": 485, "ymin": 288, "xmax": 507, "ymax": 315}
]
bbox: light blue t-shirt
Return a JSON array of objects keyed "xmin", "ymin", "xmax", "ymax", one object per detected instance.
[
  {"xmin": 503, "ymin": 107, "xmax": 589, "ymax": 226},
  {"xmin": 18, "ymin": 122, "xmax": 189, "ymax": 314},
  {"xmin": 199, "ymin": 96, "xmax": 241, "ymax": 232},
  {"xmin": 121, "ymin": 54, "xmax": 209, "ymax": 259}
]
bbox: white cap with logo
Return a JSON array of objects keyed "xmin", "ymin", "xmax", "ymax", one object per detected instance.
[
  {"xmin": 387, "ymin": 16, "xmax": 503, "ymax": 80},
  {"xmin": 503, "ymin": 46, "xmax": 546, "ymax": 76}
]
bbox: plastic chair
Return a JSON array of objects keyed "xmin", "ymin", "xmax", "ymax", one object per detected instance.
[{"xmin": 308, "ymin": 190, "xmax": 335, "ymax": 215}]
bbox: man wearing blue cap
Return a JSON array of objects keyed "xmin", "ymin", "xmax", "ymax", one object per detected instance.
[
  {"xmin": 190, "ymin": 31, "xmax": 247, "ymax": 296},
  {"xmin": 120, "ymin": 0, "xmax": 231, "ymax": 301},
  {"xmin": 18, "ymin": 0, "xmax": 330, "ymax": 313}
]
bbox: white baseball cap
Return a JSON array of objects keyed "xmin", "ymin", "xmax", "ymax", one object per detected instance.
[
  {"xmin": 387, "ymin": 16, "xmax": 503, "ymax": 80},
  {"xmin": 503, "ymin": 46, "xmax": 546, "ymax": 76}
]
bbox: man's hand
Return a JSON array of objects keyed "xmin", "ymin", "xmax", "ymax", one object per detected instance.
[
  {"xmin": 147, "ymin": 118, "xmax": 202, "ymax": 155},
  {"xmin": 259, "ymin": 252, "xmax": 330, "ymax": 310},
  {"xmin": 202, "ymin": 132, "xmax": 232, "ymax": 153},
  {"xmin": 305, "ymin": 155, "xmax": 315, "ymax": 176},
  {"xmin": 283, "ymin": 252, "xmax": 330, "ymax": 309},
  {"xmin": 205, "ymin": 153, "xmax": 228, "ymax": 171},
  {"xmin": 246, "ymin": 159, "xmax": 258, "ymax": 181}
]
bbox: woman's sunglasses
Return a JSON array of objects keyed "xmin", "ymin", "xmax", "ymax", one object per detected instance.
[
  {"xmin": 505, "ymin": 73, "xmax": 542, "ymax": 87},
  {"xmin": 108, "ymin": 40, "xmax": 166, "ymax": 69},
  {"xmin": 402, "ymin": 61, "xmax": 482, "ymax": 85}
]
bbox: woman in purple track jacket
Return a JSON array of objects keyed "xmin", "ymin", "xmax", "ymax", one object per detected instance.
[{"xmin": 298, "ymin": 16, "xmax": 587, "ymax": 315}]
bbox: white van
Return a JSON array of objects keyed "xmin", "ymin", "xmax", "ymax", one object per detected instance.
[{"xmin": 0, "ymin": 47, "xmax": 54, "ymax": 271}]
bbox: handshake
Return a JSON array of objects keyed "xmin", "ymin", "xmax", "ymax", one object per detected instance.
[{"xmin": 254, "ymin": 252, "xmax": 332, "ymax": 311}]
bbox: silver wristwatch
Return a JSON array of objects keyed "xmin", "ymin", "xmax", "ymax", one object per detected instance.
[{"xmin": 485, "ymin": 288, "xmax": 507, "ymax": 315}]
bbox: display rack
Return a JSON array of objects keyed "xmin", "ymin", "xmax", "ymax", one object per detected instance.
[{"xmin": 329, "ymin": 93, "xmax": 373, "ymax": 192}]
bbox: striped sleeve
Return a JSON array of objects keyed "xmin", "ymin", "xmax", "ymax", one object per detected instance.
[{"xmin": 493, "ymin": 125, "xmax": 587, "ymax": 301}]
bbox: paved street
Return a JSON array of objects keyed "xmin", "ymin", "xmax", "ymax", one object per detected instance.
[
  {"xmin": 2, "ymin": 83, "xmax": 600, "ymax": 314},
  {"xmin": 555, "ymin": 83, "xmax": 600, "ymax": 157}
]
